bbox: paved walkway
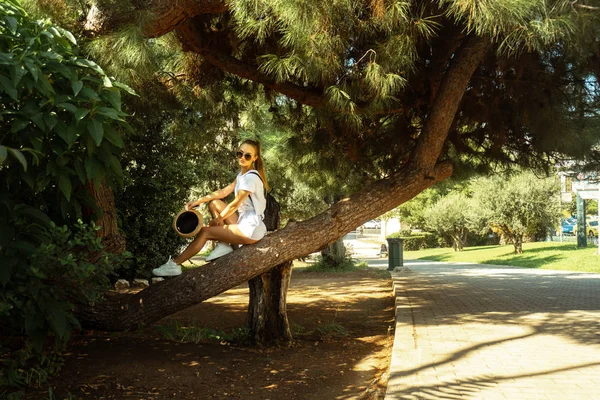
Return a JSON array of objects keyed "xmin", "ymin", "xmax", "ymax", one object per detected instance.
[{"xmin": 379, "ymin": 260, "xmax": 600, "ymax": 400}]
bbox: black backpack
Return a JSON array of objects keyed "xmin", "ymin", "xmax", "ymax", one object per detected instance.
[{"xmin": 247, "ymin": 171, "xmax": 281, "ymax": 231}]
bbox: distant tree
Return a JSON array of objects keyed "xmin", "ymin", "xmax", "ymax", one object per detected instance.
[
  {"xmin": 423, "ymin": 192, "xmax": 476, "ymax": 251},
  {"xmin": 472, "ymin": 173, "xmax": 560, "ymax": 254}
]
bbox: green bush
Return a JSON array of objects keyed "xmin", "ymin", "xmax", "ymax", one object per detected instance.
[
  {"xmin": 0, "ymin": 215, "xmax": 129, "ymax": 390},
  {"xmin": 0, "ymin": 2, "xmax": 131, "ymax": 391},
  {"xmin": 387, "ymin": 231, "xmax": 438, "ymax": 250},
  {"xmin": 113, "ymin": 126, "xmax": 199, "ymax": 280}
]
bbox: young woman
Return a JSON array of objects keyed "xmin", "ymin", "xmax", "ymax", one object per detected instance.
[{"xmin": 152, "ymin": 139, "xmax": 268, "ymax": 277}]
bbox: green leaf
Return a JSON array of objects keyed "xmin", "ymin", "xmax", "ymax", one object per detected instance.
[
  {"xmin": 71, "ymin": 80, "xmax": 83, "ymax": 96},
  {"xmin": 48, "ymin": 61, "xmax": 74, "ymax": 80},
  {"xmin": 79, "ymin": 86, "xmax": 101, "ymax": 102},
  {"xmin": 101, "ymin": 88, "xmax": 122, "ymax": 112},
  {"xmin": 36, "ymin": 73, "xmax": 55, "ymax": 97},
  {"xmin": 44, "ymin": 299, "xmax": 70, "ymax": 340},
  {"xmin": 66, "ymin": 124, "xmax": 79, "ymax": 147},
  {"xmin": 104, "ymin": 125, "xmax": 124, "ymax": 148},
  {"xmin": 11, "ymin": 119, "xmax": 29, "ymax": 133},
  {"xmin": 15, "ymin": 205, "xmax": 52, "ymax": 226},
  {"xmin": 24, "ymin": 60, "xmax": 39, "ymax": 82},
  {"xmin": 10, "ymin": 64, "xmax": 27, "ymax": 86},
  {"xmin": 84, "ymin": 157, "xmax": 102, "ymax": 180},
  {"xmin": 8, "ymin": 148, "xmax": 27, "ymax": 171},
  {"xmin": 96, "ymin": 107, "xmax": 123, "ymax": 121},
  {"xmin": 0, "ymin": 74, "xmax": 18, "ymax": 101},
  {"xmin": 74, "ymin": 108, "xmax": 89, "ymax": 121},
  {"xmin": 113, "ymin": 81, "xmax": 137, "ymax": 96},
  {"xmin": 43, "ymin": 112, "xmax": 58, "ymax": 131},
  {"xmin": 20, "ymin": 169, "xmax": 35, "ymax": 188},
  {"xmin": 30, "ymin": 112, "xmax": 46, "ymax": 131},
  {"xmin": 74, "ymin": 160, "xmax": 85, "ymax": 183},
  {"xmin": 58, "ymin": 27, "xmax": 77, "ymax": 45},
  {"xmin": 58, "ymin": 173, "xmax": 72, "ymax": 200},
  {"xmin": 87, "ymin": 118, "xmax": 104, "ymax": 145},
  {"xmin": 0, "ymin": 145, "xmax": 7, "ymax": 162},
  {"xmin": 73, "ymin": 58, "xmax": 104, "ymax": 75},
  {"xmin": 0, "ymin": 53, "xmax": 13, "ymax": 65},
  {"xmin": 56, "ymin": 27, "xmax": 77, "ymax": 45},
  {"xmin": 103, "ymin": 76, "xmax": 113, "ymax": 88},
  {"xmin": 6, "ymin": 16, "xmax": 17, "ymax": 35},
  {"xmin": 57, "ymin": 102, "xmax": 77, "ymax": 113},
  {"xmin": 107, "ymin": 154, "xmax": 123, "ymax": 176}
]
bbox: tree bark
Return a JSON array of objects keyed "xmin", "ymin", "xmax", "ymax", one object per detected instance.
[
  {"xmin": 83, "ymin": 0, "xmax": 228, "ymax": 37},
  {"xmin": 410, "ymin": 37, "xmax": 488, "ymax": 171},
  {"xmin": 451, "ymin": 233, "xmax": 464, "ymax": 252},
  {"xmin": 247, "ymin": 261, "xmax": 293, "ymax": 345},
  {"xmin": 321, "ymin": 239, "xmax": 347, "ymax": 267},
  {"xmin": 86, "ymin": 180, "xmax": 125, "ymax": 254},
  {"xmin": 513, "ymin": 234, "xmax": 524, "ymax": 254}
]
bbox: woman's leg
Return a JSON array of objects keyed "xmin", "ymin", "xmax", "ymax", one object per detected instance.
[
  {"xmin": 173, "ymin": 225, "xmax": 257, "ymax": 264},
  {"xmin": 208, "ymin": 200, "xmax": 238, "ymax": 225}
]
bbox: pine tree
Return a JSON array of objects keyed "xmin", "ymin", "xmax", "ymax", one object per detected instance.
[{"xmin": 47, "ymin": 0, "xmax": 600, "ymax": 333}]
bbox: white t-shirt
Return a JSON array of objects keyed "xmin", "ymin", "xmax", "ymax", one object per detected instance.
[{"xmin": 235, "ymin": 170, "xmax": 266, "ymax": 217}]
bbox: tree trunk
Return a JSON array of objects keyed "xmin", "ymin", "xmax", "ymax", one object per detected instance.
[
  {"xmin": 513, "ymin": 234, "xmax": 523, "ymax": 254},
  {"xmin": 452, "ymin": 234, "xmax": 464, "ymax": 252},
  {"xmin": 247, "ymin": 261, "xmax": 293, "ymax": 345},
  {"xmin": 86, "ymin": 180, "xmax": 126, "ymax": 254},
  {"xmin": 321, "ymin": 238, "xmax": 347, "ymax": 268}
]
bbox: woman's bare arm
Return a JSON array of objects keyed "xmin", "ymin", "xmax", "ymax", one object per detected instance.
[
  {"xmin": 209, "ymin": 190, "xmax": 251, "ymax": 225},
  {"xmin": 186, "ymin": 181, "xmax": 236, "ymax": 210}
]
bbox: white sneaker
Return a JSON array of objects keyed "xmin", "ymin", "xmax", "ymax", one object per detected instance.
[
  {"xmin": 205, "ymin": 242, "xmax": 234, "ymax": 261},
  {"xmin": 152, "ymin": 256, "xmax": 182, "ymax": 276}
]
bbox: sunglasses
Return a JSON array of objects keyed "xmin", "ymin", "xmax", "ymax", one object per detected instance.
[{"xmin": 236, "ymin": 151, "xmax": 253, "ymax": 161}]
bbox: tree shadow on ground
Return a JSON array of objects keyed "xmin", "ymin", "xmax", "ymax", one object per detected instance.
[
  {"xmin": 388, "ymin": 264, "xmax": 600, "ymax": 398},
  {"xmin": 389, "ymin": 358, "xmax": 600, "ymax": 399},
  {"xmin": 23, "ymin": 269, "xmax": 394, "ymax": 400},
  {"xmin": 478, "ymin": 254, "xmax": 564, "ymax": 268}
]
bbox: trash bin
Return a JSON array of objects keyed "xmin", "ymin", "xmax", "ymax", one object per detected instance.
[{"xmin": 386, "ymin": 238, "xmax": 404, "ymax": 271}]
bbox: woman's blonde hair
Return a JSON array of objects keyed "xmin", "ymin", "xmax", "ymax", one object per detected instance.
[{"xmin": 242, "ymin": 139, "xmax": 269, "ymax": 192}]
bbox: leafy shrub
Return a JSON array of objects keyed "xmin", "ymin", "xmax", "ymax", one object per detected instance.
[
  {"xmin": 0, "ymin": 214, "xmax": 129, "ymax": 390},
  {"xmin": 113, "ymin": 126, "xmax": 199, "ymax": 280},
  {"xmin": 387, "ymin": 231, "xmax": 438, "ymax": 250},
  {"xmin": 0, "ymin": 2, "xmax": 131, "ymax": 391}
]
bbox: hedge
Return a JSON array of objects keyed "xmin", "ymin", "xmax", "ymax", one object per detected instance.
[{"xmin": 386, "ymin": 231, "xmax": 438, "ymax": 251}]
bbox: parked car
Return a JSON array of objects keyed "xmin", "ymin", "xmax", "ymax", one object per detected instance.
[
  {"xmin": 561, "ymin": 219, "xmax": 575, "ymax": 235},
  {"xmin": 363, "ymin": 220, "xmax": 381, "ymax": 229},
  {"xmin": 572, "ymin": 220, "xmax": 598, "ymax": 237}
]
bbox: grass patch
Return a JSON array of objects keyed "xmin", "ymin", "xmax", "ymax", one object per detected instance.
[
  {"xmin": 404, "ymin": 242, "xmax": 600, "ymax": 273},
  {"xmin": 156, "ymin": 321, "xmax": 250, "ymax": 344},
  {"xmin": 297, "ymin": 256, "xmax": 369, "ymax": 273},
  {"xmin": 315, "ymin": 322, "xmax": 348, "ymax": 338}
]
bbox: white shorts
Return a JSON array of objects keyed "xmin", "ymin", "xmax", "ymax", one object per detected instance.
[{"xmin": 237, "ymin": 212, "xmax": 267, "ymax": 241}]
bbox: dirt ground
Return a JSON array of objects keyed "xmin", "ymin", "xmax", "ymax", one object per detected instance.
[{"xmin": 24, "ymin": 266, "xmax": 395, "ymax": 400}]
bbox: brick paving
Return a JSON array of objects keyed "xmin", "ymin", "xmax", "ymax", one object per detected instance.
[{"xmin": 383, "ymin": 260, "xmax": 600, "ymax": 400}]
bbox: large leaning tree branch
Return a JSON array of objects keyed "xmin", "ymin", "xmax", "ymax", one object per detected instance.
[
  {"xmin": 74, "ymin": 36, "xmax": 488, "ymax": 331},
  {"xmin": 410, "ymin": 36, "xmax": 488, "ymax": 172},
  {"xmin": 83, "ymin": 0, "xmax": 227, "ymax": 37},
  {"xmin": 75, "ymin": 161, "xmax": 452, "ymax": 331}
]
